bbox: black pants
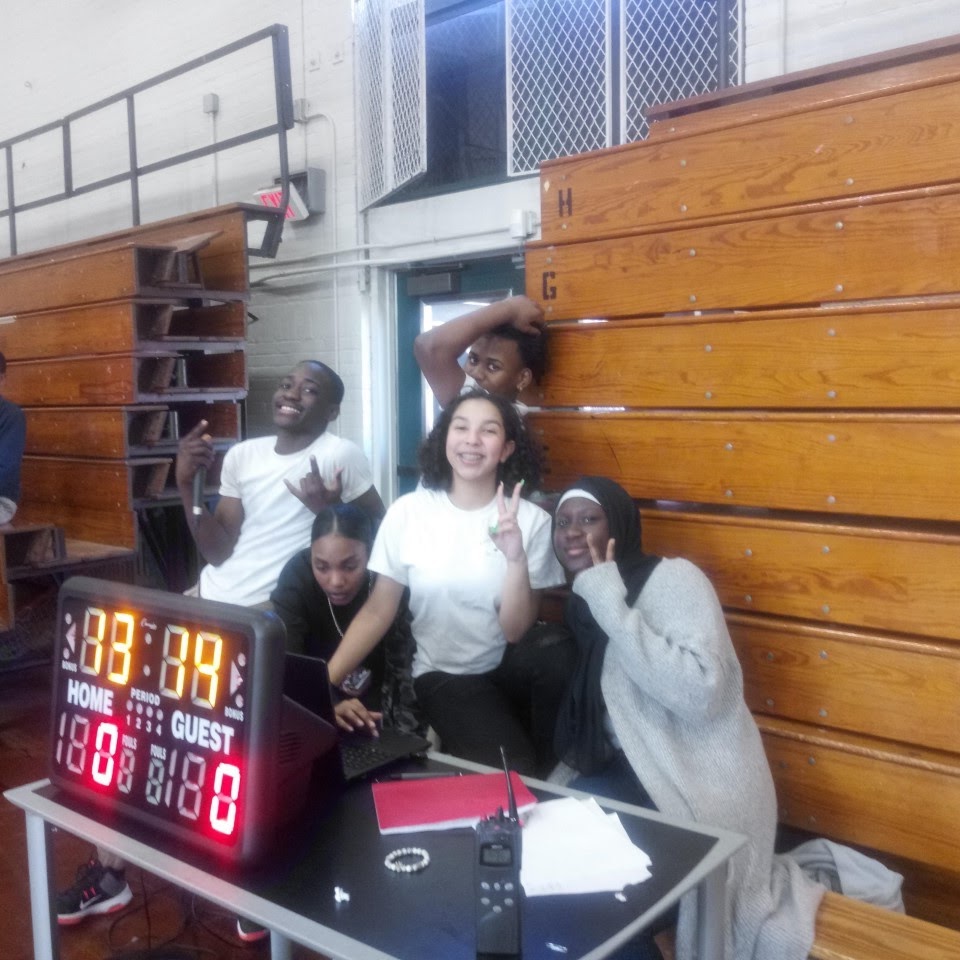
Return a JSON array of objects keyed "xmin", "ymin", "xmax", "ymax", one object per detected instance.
[{"xmin": 413, "ymin": 623, "xmax": 576, "ymax": 777}]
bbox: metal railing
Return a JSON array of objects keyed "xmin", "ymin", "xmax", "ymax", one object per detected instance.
[{"xmin": 0, "ymin": 24, "xmax": 295, "ymax": 259}]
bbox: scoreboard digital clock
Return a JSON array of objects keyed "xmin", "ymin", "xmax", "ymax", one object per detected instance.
[{"xmin": 49, "ymin": 577, "xmax": 339, "ymax": 866}]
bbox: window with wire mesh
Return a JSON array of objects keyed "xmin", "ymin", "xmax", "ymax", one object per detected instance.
[
  {"xmin": 622, "ymin": 0, "xmax": 740, "ymax": 142},
  {"xmin": 360, "ymin": 0, "xmax": 741, "ymax": 202},
  {"xmin": 356, "ymin": 0, "xmax": 426, "ymax": 210},
  {"xmin": 508, "ymin": 0, "xmax": 611, "ymax": 177},
  {"xmin": 386, "ymin": 1, "xmax": 509, "ymax": 204}
]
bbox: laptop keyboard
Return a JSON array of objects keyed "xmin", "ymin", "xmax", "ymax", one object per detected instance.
[
  {"xmin": 341, "ymin": 737, "xmax": 394, "ymax": 776},
  {"xmin": 338, "ymin": 729, "xmax": 430, "ymax": 780}
]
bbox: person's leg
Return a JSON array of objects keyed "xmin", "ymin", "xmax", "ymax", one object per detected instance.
[
  {"xmin": 414, "ymin": 671, "xmax": 537, "ymax": 774},
  {"xmin": 567, "ymin": 752, "xmax": 655, "ymax": 808},
  {"xmin": 570, "ymin": 755, "xmax": 677, "ymax": 949},
  {"xmin": 56, "ymin": 848, "xmax": 132, "ymax": 925},
  {"xmin": 493, "ymin": 624, "xmax": 577, "ymax": 776}
]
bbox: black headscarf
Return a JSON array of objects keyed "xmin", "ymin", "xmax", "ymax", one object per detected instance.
[{"xmin": 553, "ymin": 477, "xmax": 661, "ymax": 775}]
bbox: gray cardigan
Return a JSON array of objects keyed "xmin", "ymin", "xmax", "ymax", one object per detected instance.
[{"xmin": 562, "ymin": 557, "xmax": 824, "ymax": 960}]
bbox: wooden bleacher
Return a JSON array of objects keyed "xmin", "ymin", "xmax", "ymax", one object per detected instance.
[
  {"xmin": 0, "ymin": 204, "xmax": 260, "ymax": 638},
  {"xmin": 526, "ymin": 34, "xmax": 960, "ymax": 960}
]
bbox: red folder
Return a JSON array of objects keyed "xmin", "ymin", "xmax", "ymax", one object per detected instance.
[{"xmin": 371, "ymin": 772, "xmax": 537, "ymax": 834}]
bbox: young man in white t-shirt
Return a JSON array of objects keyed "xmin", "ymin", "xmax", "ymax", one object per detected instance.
[
  {"xmin": 178, "ymin": 359, "xmax": 384, "ymax": 606},
  {"xmin": 413, "ymin": 294, "xmax": 547, "ymax": 411}
]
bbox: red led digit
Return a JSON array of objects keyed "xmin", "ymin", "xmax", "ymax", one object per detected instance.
[
  {"xmin": 91, "ymin": 721, "xmax": 119, "ymax": 786},
  {"xmin": 210, "ymin": 762, "xmax": 241, "ymax": 836}
]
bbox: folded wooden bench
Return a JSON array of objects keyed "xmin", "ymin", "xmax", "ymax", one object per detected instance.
[
  {"xmin": 0, "ymin": 204, "xmax": 256, "ymax": 598},
  {"xmin": 527, "ymin": 33, "xmax": 960, "ymax": 955}
]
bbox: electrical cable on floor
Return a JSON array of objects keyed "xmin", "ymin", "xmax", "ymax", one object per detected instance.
[
  {"xmin": 104, "ymin": 867, "xmax": 195, "ymax": 959},
  {"xmin": 189, "ymin": 892, "xmax": 257, "ymax": 951}
]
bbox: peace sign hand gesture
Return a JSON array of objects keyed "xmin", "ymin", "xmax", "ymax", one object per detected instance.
[
  {"xmin": 489, "ymin": 481, "xmax": 525, "ymax": 562},
  {"xmin": 587, "ymin": 535, "xmax": 616, "ymax": 568},
  {"xmin": 284, "ymin": 458, "xmax": 343, "ymax": 513}
]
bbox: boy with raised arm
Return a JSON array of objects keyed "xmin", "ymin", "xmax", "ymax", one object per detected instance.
[{"xmin": 413, "ymin": 294, "xmax": 547, "ymax": 411}]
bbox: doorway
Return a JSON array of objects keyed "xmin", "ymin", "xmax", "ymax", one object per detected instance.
[{"xmin": 395, "ymin": 255, "xmax": 525, "ymax": 493}]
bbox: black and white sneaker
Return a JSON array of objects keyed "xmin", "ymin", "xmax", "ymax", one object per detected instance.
[{"xmin": 56, "ymin": 857, "xmax": 133, "ymax": 925}]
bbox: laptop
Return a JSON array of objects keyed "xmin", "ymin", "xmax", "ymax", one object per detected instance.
[{"xmin": 283, "ymin": 653, "xmax": 431, "ymax": 781}]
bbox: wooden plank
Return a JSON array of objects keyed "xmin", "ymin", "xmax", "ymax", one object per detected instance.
[
  {"xmin": 728, "ymin": 613, "xmax": 960, "ymax": 752},
  {"xmin": 810, "ymin": 890, "xmax": 960, "ymax": 960},
  {"xmin": 16, "ymin": 502, "xmax": 136, "ymax": 550},
  {"xmin": 19, "ymin": 405, "xmax": 240, "ymax": 459},
  {"xmin": 0, "ymin": 300, "xmax": 246, "ymax": 362},
  {"xmin": 538, "ymin": 301, "xmax": 960, "ymax": 409},
  {"xmin": 0, "ymin": 301, "xmax": 141, "ymax": 360},
  {"xmin": 6, "ymin": 351, "xmax": 245, "ymax": 406},
  {"xmin": 541, "ymin": 78, "xmax": 960, "ymax": 243},
  {"xmin": 102, "ymin": 207, "xmax": 252, "ymax": 293},
  {"xmin": 639, "ymin": 510, "xmax": 960, "ymax": 641},
  {"xmin": 531, "ymin": 411, "xmax": 960, "ymax": 522},
  {"xmin": 16, "ymin": 457, "xmax": 175, "ymax": 548},
  {"xmin": 759, "ymin": 716, "xmax": 960, "ymax": 872},
  {"xmin": 526, "ymin": 187, "xmax": 960, "ymax": 321},
  {"xmin": 24, "ymin": 407, "xmax": 133, "ymax": 458},
  {"xmin": 7, "ymin": 355, "xmax": 141, "ymax": 405},
  {"xmin": 0, "ymin": 244, "xmax": 211, "ymax": 316},
  {"xmin": 0, "ymin": 204, "xmax": 256, "ymax": 295},
  {"xmin": 19, "ymin": 456, "xmax": 170, "ymax": 511}
]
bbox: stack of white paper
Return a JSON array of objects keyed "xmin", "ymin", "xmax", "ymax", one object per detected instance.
[{"xmin": 519, "ymin": 796, "xmax": 653, "ymax": 897}]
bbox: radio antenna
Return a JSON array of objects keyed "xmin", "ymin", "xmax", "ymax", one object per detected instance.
[{"xmin": 499, "ymin": 745, "xmax": 519, "ymax": 822}]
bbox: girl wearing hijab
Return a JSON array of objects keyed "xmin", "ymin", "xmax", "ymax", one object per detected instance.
[{"xmin": 551, "ymin": 477, "xmax": 824, "ymax": 960}]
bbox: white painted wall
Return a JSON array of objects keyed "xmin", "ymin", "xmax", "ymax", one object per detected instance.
[
  {"xmin": 3, "ymin": 0, "xmax": 960, "ymax": 503},
  {"xmin": 744, "ymin": 0, "xmax": 960, "ymax": 80}
]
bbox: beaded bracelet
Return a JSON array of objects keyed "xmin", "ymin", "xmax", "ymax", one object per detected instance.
[{"xmin": 384, "ymin": 847, "xmax": 430, "ymax": 874}]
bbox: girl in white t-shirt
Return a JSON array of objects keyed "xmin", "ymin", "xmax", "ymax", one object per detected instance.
[{"xmin": 328, "ymin": 389, "xmax": 573, "ymax": 775}]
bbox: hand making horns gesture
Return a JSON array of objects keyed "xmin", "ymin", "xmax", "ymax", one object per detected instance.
[
  {"xmin": 284, "ymin": 457, "xmax": 343, "ymax": 513},
  {"xmin": 489, "ymin": 480, "xmax": 525, "ymax": 562}
]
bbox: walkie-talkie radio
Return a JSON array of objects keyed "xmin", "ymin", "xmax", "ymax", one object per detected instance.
[{"xmin": 475, "ymin": 746, "xmax": 523, "ymax": 957}]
